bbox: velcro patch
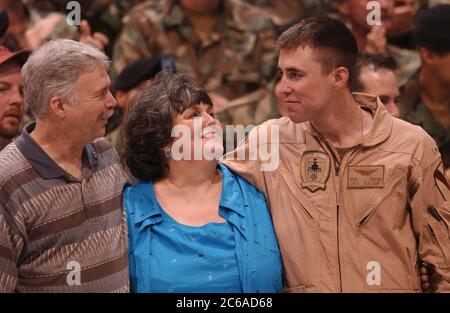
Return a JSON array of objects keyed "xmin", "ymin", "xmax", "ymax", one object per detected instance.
[{"xmin": 348, "ymin": 165, "xmax": 384, "ymax": 189}]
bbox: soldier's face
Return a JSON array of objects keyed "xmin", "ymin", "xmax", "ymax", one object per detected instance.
[
  {"xmin": 0, "ymin": 61, "xmax": 24, "ymax": 139},
  {"xmin": 276, "ymin": 46, "xmax": 335, "ymax": 124},
  {"xmin": 359, "ymin": 67, "xmax": 400, "ymax": 118}
]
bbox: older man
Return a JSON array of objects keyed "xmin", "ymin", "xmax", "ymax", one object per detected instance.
[
  {"xmin": 0, "ymin": 39, "xmax": 128, "ymax": 292},
  {"xmin": 0, "ymin": 46, "xmax": 29, "ymax": 150}
]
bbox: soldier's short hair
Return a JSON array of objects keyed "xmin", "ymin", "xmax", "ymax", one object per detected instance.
[
  {"xmin": 21, "ymin": 39, "xmax": 110, "ymax": 118},
  {"xmin": 277, "ymin": 16, "xmax": 358, "ymax": 87},
  {"xmin": 124, "ymin": 72, "xmax": 213, "ymax": 181},
  {"xmin": 351, "ymin": 53, "xmax": 397, "ymax": 92}
]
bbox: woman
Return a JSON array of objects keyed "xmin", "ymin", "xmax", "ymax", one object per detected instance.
[{"xmin": 124, "ymin": 72, "xmax": 282, "ymax": 293}]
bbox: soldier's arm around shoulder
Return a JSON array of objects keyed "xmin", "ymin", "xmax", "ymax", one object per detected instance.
[{"xmin": 409, "ymin": 130, "xmax": 450, "ymax": 292}]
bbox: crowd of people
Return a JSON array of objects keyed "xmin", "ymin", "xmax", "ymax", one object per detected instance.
[{"xmin": 0, "ymin": 0, "xmax": 449, "ymax": 293}]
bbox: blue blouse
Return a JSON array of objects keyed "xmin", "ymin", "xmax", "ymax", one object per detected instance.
[
  {"xmin": 151, "ymin": 208, "xmax": 242, "ymax": 292},
  {"xmin": 124, "ymin": 163, "xmax": 283, "ymax": 293}
]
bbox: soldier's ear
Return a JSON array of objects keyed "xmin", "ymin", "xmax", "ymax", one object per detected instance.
[{"xmin": 331, "ymin": 67, "xmax": 349, "ymax": 89}]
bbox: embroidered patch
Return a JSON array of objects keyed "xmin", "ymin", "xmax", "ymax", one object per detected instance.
[
  {"xmin": 348, "ymin": 165, "xmax": 384, "ymax": 189},
  {"xmin": 300, "ymin": 151, "xmax": 330, "ymax": 192},
  {"xmin": 434, "ymin": 163, "xmax": 450, "ymax": 201}
]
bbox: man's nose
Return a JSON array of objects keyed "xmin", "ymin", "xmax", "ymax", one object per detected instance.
[
  {"xmin": 105, "ymin": 90, "xmax": 117, "ymax": 109},
  {"xmin": 10, "ymin": 87, "xmax": 24, "ymax": 108}
]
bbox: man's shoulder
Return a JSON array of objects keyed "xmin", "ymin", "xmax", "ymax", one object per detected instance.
[
  {"xmin": 122, "ymin": 0, "xmax": 169, "ymax": 26},
  {"xmin": 91, "ymin": 137, "xmax": 122, "ymax": 167},
  {"xmin": 253, "ymin": 117, "xmax": 306, "ymax": 144},
  {"xmin": 390, "ymin": 117, "xmax": 439, "ymax": 156},
  {"xmin": 227, "ymin": 0, "xmax": 275, "ymax": 32},
  {"xmin": 0, "ymin": 143, "xmax": 31, "ymax": 185}
]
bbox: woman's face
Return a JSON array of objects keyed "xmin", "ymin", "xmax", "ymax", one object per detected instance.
[{"xmin": 170, "ymin": 102, "xmax": 223, "ymax": 161}]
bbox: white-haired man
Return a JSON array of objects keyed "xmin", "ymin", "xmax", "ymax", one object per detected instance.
[{"xmin": 0, "ymin": 39, "xmax": 129, "ymax": 292}]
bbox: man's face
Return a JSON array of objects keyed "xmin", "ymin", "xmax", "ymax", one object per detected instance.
[
  {"xmin": 0, "ymin": 61, "xmax": 23, "ymax": 139},
  {"xmin": 65, "ymin": 66, "xmax": 117, "ymax": 143},
  {"xmin": 276, "ymin": 46, "xmax": 334, "ymax": 123},
  {"xmin": 359, "ymin": 67, "xmax": 400, "ymax": 118}
]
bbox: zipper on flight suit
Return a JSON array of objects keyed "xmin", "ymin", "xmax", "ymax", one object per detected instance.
[{"xmin": 316, "ymin": 135, "xmax": 343, "ymax": 292}]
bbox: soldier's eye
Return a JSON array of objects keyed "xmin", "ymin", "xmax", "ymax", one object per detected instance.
[{"xmin": 288, "ymin": 72, "xmax": 302, "ymax": 80}]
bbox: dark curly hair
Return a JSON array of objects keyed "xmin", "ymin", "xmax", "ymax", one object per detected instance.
[{"xmin": 124, "ymin": 72, "xmax": 213, "ymax": 181}]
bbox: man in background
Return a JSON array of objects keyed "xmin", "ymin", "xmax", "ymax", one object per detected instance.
[
  {"xmin": 352, "ymin": 53, "xmax": 400, "ymax": 118},
  {"xmin": 0, "ymin": 45, "xmax": 28, "ymax": 150}
]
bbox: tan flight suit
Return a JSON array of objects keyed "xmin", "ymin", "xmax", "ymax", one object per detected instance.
[{"xmin": 222, "ymin": 93, "xmax": 450, "ymax": 292}]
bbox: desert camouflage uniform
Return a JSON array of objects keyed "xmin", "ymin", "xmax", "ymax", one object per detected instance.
[
  {"xmin": 400, "ymin": 71, "xmax": 450, "ymax": 169},
  {"xmin": 112, "ymin": 0, "xmax": 278, "ymax": 119}
]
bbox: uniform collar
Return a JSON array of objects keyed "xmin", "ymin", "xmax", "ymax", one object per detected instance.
[
  {"xmin": 15, "ymin": 122, "xmax": 99, "ymax": 179},
  {"xmin": 353, "ymin": 92, "xmax": 393, "ymax": 147},
  {"xmin": 306, "ymin": 92, "xmax": 393, "ymax": 148}
]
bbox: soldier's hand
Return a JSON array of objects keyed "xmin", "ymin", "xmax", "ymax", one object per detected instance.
[
  {"xmin": 365, "ymin": 25, "xmax": 388, "ymax": 56},
  {"xmin": 421, "ymin": 262, "xmax": 437, "ymax": 293},
  {"xmin": 79, "ymin": 20, "xmax": 109, "ymax": 51}
]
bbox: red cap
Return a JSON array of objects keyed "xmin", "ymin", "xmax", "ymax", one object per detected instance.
[{"xmin": 0, "ymin": 45, "xmax": 30, "ymax": 67}]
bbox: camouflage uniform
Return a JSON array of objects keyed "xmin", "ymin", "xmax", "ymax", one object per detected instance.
[
  {"xmin": 400, "ymin": 71, "xmax": 450, "ymax": 169},
  {"xmin": 0, "ymin": 3, "xmax": 77, "ymax": 51},
  {"xmin": 241, "ymin": 0, "xmax": 306, "ymax": 26},
  {"xmin": 221, "ymin": 80, "xmax": 280, "ymax": 126},
  {"xmin": 112, "ymin": 0, "xmax": 278, "ymax": 117}
]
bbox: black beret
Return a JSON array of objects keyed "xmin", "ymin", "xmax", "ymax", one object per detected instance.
[
  {"xmin": 414, "ymin": 4, "xmax": 450, "ymax": 53},
  {"xmin": 114, "ymin": 57, "xmax": 162, "ymax": 91}
]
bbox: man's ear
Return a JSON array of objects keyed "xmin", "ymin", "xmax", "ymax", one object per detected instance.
[
  {"xmin": 331, "ymin": 67, "xmax": 350, "ymax": 89},
  {"xmin": 48, "ymin": 96, "xmax": 67, "ymax": 119},
  {"xmin": 333, "ymin": 0, "xmax": 350, "ymax": 16},
  {"xmin": 419, "ymin": 47, "xmax": 437, "ymax": 65}
]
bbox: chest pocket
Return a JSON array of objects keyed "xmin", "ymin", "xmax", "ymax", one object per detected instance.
[{"xmin": 355, "ymin": 171, "xmax": 407, "ymax": 229}]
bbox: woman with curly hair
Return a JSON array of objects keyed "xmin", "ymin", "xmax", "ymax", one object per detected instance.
[{"xmin": 123, "ymin": 72, "xmax": 282, "ymax": 293}]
